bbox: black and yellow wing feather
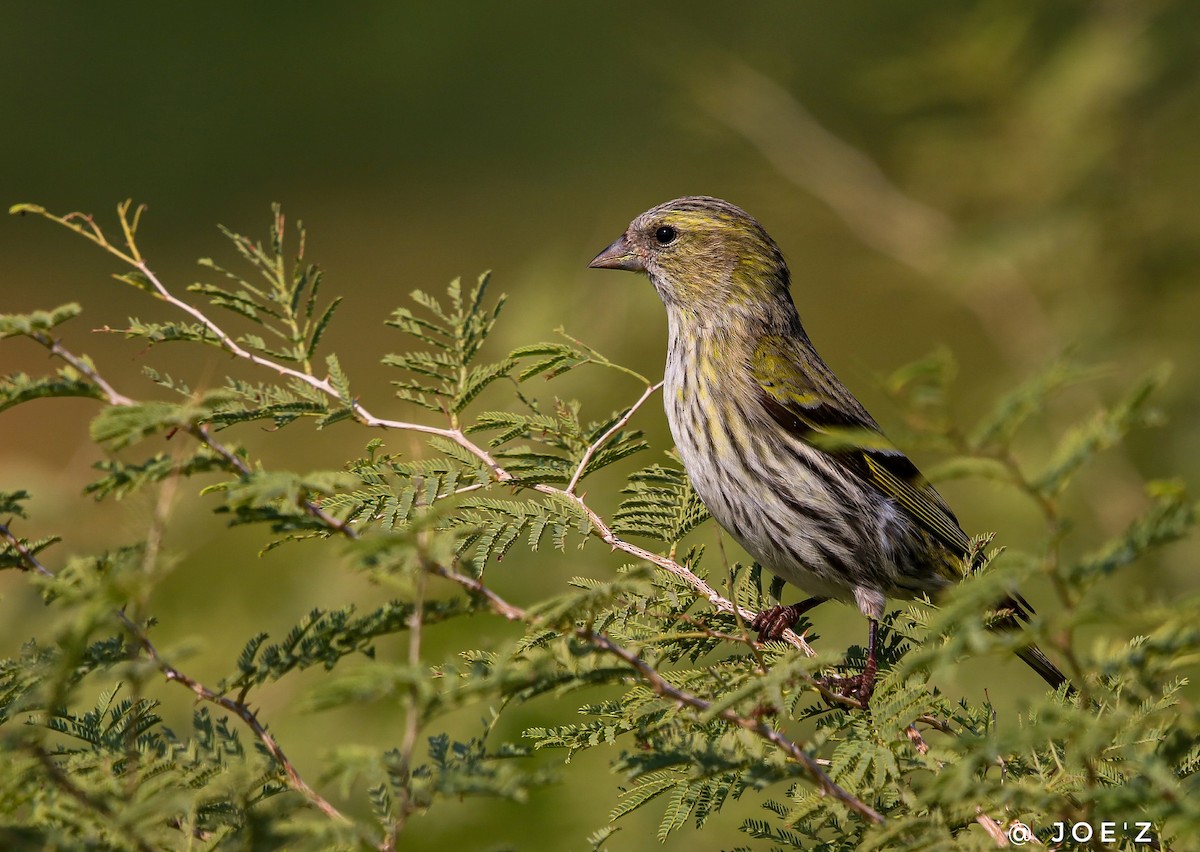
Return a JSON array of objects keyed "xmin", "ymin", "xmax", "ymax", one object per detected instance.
[
  {"xmin": 751, "ymin": 334, "xmax": 971, "ymax": 562},
  {"xmin": 751, "ymin": 334, "xmax": 1068, "ymax": 689}
]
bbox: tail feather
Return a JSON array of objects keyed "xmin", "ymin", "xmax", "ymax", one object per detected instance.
[
  {"xmin": 1014, "ymin": 643, "xmax": 1070, "ymax": 692},
  {"xmin": 991, "ymin": 593, "xmax": 1072, "ymax": 692}
]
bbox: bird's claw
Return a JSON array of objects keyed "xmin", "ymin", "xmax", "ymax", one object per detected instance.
[
  {"xmin": 750, "ymin": 604, "xmax": 801, "ymax": 641},
  {"xmin": 818, "ymin": 672, "xmax": 876, "ymax": 707}
]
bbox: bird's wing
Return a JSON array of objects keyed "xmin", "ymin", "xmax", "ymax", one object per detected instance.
[
  {"xmin": 751, "ymin": 337, "xmax": 1065, "ymax": 684},
  {"xmin": 751, "ymin": 334, "xmax": 971, "ymax": 558}
]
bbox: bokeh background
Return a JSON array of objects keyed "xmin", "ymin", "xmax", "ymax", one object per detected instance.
[{"xmin": 3, "ymin": 3, "xmax": 1199, "ymax": 848}]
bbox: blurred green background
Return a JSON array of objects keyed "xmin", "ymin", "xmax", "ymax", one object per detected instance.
[{"xmin": 3, "ymin": 3, "xmax": 1199, "ymax": 848}]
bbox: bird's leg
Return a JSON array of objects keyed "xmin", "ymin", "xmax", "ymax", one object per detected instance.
[
  {"xmin": 858, "ymin": 618, "xmax": 879, "ymax": 703},
  {"xmin": 750, "ymin": 596, "xmax": 826, "ymax": 641},
  {"xmin": 819, "ymin": 618, "xmax": 880, "ymax": 708}
]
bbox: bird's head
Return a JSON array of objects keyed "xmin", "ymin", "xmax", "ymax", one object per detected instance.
[{"xmin": 589, "ymin": 196, "xmax": 792, "ymax": 318}]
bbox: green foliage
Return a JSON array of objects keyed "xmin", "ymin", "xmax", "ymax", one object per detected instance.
[
  {"xmin": 457, "ymin": 495, "xmax": 591, "ymax": 567},
  {"xmin": 0, "ymin": 305, "xmax": 107, "ymax": 412},
  {"xmin": 84, "ymin": 448, "xmax": 237, "ymax": 502},
  {"xmin": 0, "ymin": 491, "xmax": 61, "ymax": 571},
  {"xmin": 614, "ymin": 463, "xmax": 710, "ymax": 546},
  {"xmin": 2, "ymin": 696, "xmax": 295, "ymax": 848},
  {"xmin": 383, "ymin": 274, "xmax": 513, "ymax": 416},
  {"xmin": 2, "ymin": 202, "xmax": 1198, "ymax": 851},
  {"xmin": 470, "ymin": 403, "xmax": 649, "ymax": 486},
  {"xmin": 225, "ymin": 598, "xmax": 472, "ymax": 696},
  {"xmin": 194, "ymin": 204, "xmax": 340, "ymax": 367},
  {"xmin": 0, "ymin": 303, "xmax": 84, "ymax": 340}
]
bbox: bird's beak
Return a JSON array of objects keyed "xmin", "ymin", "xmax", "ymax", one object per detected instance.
[{"xmin": 588, "ymin": 234, "xmax": 644, "ymax": 272}]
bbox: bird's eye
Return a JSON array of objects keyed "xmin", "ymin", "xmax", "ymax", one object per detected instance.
[{"xmin": 654, "ymin": 225, "xmax": 677, "ymax": 245}]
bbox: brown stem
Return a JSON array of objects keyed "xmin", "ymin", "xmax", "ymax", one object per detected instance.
[
  {"xmin": 432, "ymin": 564, "xmax": 884, "ymax": 826},
  {"xmin": 0, "ymin": 522, "xmax": 348, "ymax": 826},
  {"xmin": 114, "ymin": 610, "xmax": 350, "ymax": 824},
  {"xmin": 566, "ymin": 380, "xmax": 662, "ymax": 494}
]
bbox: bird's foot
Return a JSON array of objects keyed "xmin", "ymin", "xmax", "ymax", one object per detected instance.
[
  {"xmin": 817, "ymin": 617, "xmax": 881, "ymax": 708},
  {"xmin": 819, "ymin": 646, "xmax": 879, "ymax": 708},
  {"xmin": 750, "ymin": 605, "xmax": 800, "ymax": 641},
  {"xmin": 750, "ymin": 597, "xmax": 825, "ymax": 641},
  {"xmin": 818, "ymin": 671, "xmax": 876, "ymax": 707}
]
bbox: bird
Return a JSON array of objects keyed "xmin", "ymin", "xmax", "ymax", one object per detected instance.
[{"xmin": 588, "ymin": 195, "xmax": 1067, "ymax": 703}]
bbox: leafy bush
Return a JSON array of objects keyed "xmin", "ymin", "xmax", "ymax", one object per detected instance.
[{"xmin": 1, "ymin": 203, "xmax": 1197, "ymax": 850}]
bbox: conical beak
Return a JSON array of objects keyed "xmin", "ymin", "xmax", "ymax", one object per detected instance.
[{"xmin": 588, "ymin": 235, "xmax": 644, "ymax": 272}]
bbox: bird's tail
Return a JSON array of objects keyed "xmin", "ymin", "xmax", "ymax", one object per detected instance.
[
  {"xmin": 1014, "ymin": 642, "xmax": 1070, "ymax": 692},
  {"xmin": 991, "ymin": 592, "xmax": 1072, "ymax": 693}
]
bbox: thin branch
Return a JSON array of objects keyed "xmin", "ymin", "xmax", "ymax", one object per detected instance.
[
  {"xmin": 432, "ymin": 565, "xmax": 526, "ymax": 622},
  {"xmin": 566, "ymin": 380, "xmax": 662, "ymax": 494},
  {"xmin": 530, "ymin": 481, "xmax": 815, "ymax": 656},
  {"xmin": 0, "ymin": 520, "xmax": 56, "ymax": 578},
  {"xmin": 22, "ymin": 325, "xmax": 358, "ymax": 545},
  {"xmin": 38, "ymin": 334, "xmax": 134, "ymax": 406},
  {"xmin": 117, "ymin": 199, "xmax": 146, "ymax": 264},
  {"xmin": 915, "ymin": 713, "xmax": 955, "ymax": 736},
  {"xmin": 432, "ymin": 564, "xmax": 883, "ymax": 826},
  {"xmin": 556, "ymin": 327, "xmax": 654, "ymax": 386},
  {"xmin": 715, "ymin": 528, "xmax": 767, "ymax": 673},
  {"xmin": 130, "ymin": 254, "xmax": 512, "ymax": 478},
  {"xmin": 450, "ymin": 481, "xmax": 489, "ymax": 497},
  {"xmin": 21, "ymin": 203, "xmax": 812, "ymax": 658},
  {"xmin": 975, "ymin": 809, "xmax": 1010, "ymax": 848},
  {"xmin": 663, "ymin": 612, "xmax": 764, "ymax": 652},
  {"xmin": 114, "ymin": 610, "xmax": 350, "ymax": 825},
  {"xmin": 14, "ymin": 205, "xmax": 505, "ymax": 478},
  {"xmin": 1, "ymin": 514, "xmax": 349, "ymax": 826},
  {"xmin": 581, "ymin": 626, "xmax": 883, "ymax": 824},
  {"xmin": 389, "ymin": 557, "xmax": 429, "ymax": 845}
]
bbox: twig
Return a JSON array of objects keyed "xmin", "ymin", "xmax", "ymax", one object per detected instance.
[
  {"xmin": 715, "ymin": 528, "xmax": 768, "ymax": 673},
  {"xmin": 433, "ymin": 564, "xmax": 883, "ymax": 825},
  {"xmin": 1, "ymin": 511, "xmax": 349, "ymax": 826},
  {"xmin": 40, "ymin": 334, "xmax": 134, "ymax": 406},
  {"xmin": 975, "ymin": 809, "xmax": 1010, "ymax": 848},
  {"xmin": 388, "ymin": 556, "xmax": 429, "ymax": 846},
  {"xmin": 531, "ymin": 481, "xmax": 815, "ymax": 656},
  {"xmin": 20, "ymin": 203, "xmax": 811, "ymax": 658},
  {"xmin": 556, "ymin": 327, "xmax": 654, "ymax": 386},
  {"xmin": 15, "ymin": 205, "xmax": 507, "ymax": 478},
  {"xmin": 566, "ymin": 380, "xmax": 663, "ymax": 494},
  {"xmin": 114, "ymin": 611, "xmax": 350, "ymax": 825},
  {"xmin": 915, "ymin": 713, "xmax": 955, "ymax": 736},
  {"xmin": 21, "ymin": 324, "xmax": 359, "ymax": 544},
  {"xmin": 127, "ymin": 254, "xmax": 512, "ymax": 478},
  {"xmin": 432, "ymin": 566, "xmax": 526, "ymax": 622},
  {"xmin": 0, "ymin": 521, "xmax": 55, "ymax": 578},
  {"xmin": 584, "ymin": 626, "xmax": 884, "ymax": 823},
  {"xmin": 451, "ymin": 481, "xmax": 489, "ymax": 497},
  {"xmin": 664, "ymin": 612, "xmax": 764, "ymax": 651}
]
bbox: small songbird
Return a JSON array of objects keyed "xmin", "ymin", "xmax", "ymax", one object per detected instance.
[{"xmin": 589, "ymin": 196, "xmax": 1066, "ymax": 702}]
